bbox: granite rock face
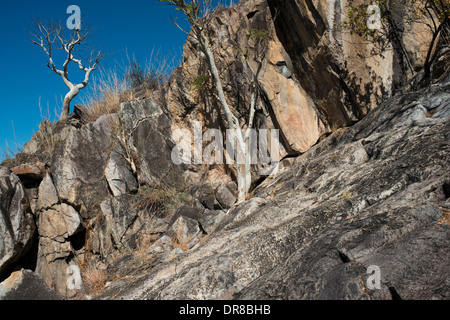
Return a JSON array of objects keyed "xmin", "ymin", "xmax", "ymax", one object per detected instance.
[
  {"xmin": 0, "ymin": 168, "xmax": 36, "ymax": 280},
  {"xmin": 0, "ymin": 0, "xmax": 446, "ymax": 300},
  {"xmin": 166, "ymin": 0, "xmax": 431, "ymax": 157},
  {"xmin": 0, "ymin": 269, "xmax": 62, "ymax": 300},
  {"xmin": 99, "ymin": 76, "xmax": 450, "ymax": 300},
  {"xmin": 118, "ymin": 98, "xmax": 182, "ymax": 187},
  {"xmin": 1, "ymin": 98, "xmax": 185, "ymax": 298}
]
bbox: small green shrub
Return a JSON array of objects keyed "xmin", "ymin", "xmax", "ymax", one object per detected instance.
[
  {"xmin": 192, "ymin": 75, "xmax": 208, "ymax": 90},
  {"xmin": 247, "ymin": 28, "xmax": 269, "ymax": 43}
]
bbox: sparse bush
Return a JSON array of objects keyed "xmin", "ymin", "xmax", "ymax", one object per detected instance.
[
  {"xmin": 80, "ymin": 49, "xmax": 176, "ymax": 122},
  {"xmin": 136, "ymin": 183, "xmax": 192, "ymax": 217},
  {"xmin": 126, "ymin": 60, "xmax": 165, "ymax": 90},
  {"xmin": 192, "ymin": 75, "xmax": 208, "ymax": 90},
  {"xmin": 82, "ymin": 265, "xmax": 108, "ymax": 293},
  {"xmin": 247, "ymin": 28, "xmax": 269, "ymax": 43},
  {"xmin": 34, "ymin": 120, "xmax": 62, "ymax": 152},
  {"xmin": 0, "ymin": 120, "xmax": 25, "ymax": 165},
  {"xmin": 133, "ymin": 229, "xmax": 156, "ymax": 262},
  {"xmin": 125, "ymin": 50, "xmax": 175, "ymax": 91},
  {"xmin": 81, "ymin": 67, "xmax": 133, "ymax": 122},
  {"xmin": 1, "ymin": 142, "xmax": 21, "ymax": 165}
]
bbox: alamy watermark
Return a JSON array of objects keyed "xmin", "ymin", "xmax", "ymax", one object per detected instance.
[
  {"xmin": 59, "ymin": 3, "xmax": 383, "ymax": 294},
  {"xmin": 366, "ymin": 265, "xmax": 381, "ymax": 290},
  {"xmin": 367, "ymin": 4, "xmax": 382, "ymax": 30},
  {"xmin": 171, "ymin": 121, "xmax": 282, "ymax": 176},
  {"xmin": 66, "ymin": 264, "xmax": 83, "ymax": 290},
  {"xmin": 66, "ymin": 5, "xmax": 81, "ymax": 30}
]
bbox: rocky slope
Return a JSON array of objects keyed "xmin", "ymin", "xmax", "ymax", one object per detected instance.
[
  {"xmin": 0, "ymin": 0, "xmax": 448, "ymax": 300},
  {"xmin": 98, "ymin": 75, "xmax": 450, "ymax": 300}
]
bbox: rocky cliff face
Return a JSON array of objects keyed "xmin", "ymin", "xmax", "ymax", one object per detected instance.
[
  {"xmin": 98, "ymin": 76, "xmax": 450, "ymax": 300},
  {"xmin": 166, "ymin": 0, "xmax": 431, "ymax": 156},
  {"xmin": 0, "ymin": 0, "xmax": 448, "ymax": 300}
]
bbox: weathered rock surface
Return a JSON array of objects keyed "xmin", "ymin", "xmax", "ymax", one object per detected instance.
[
  {"xmin": 166, "ymin": 0, "xmax": 432, "ymax": 159},
  {"xmin": 105, "ymin": 142, "xmax": 138, "ymax": 197},
  {"xmin": 93, "ymin": 194, "xmax": 160, "ymax": 256},
  {"xmin": 1, "ymin": 96, "xmax": 186, "ymax": 298},
  {"xmin": 99, "ymin": 75, "xmax": 450, "ymax": 300},
  {"xmin": 169, "ymin": 215, "xmax": 204, "ymax": 251},
  {"xmin": 167, "ymin": 0, "xmax": 325, "ymax": 156},
  {"xmin": 50, "ymin": 114, "xmax": 115, "ymax": 220},
  {"xmin": 0, "ymin": 269, "xmax": 62, "ymax": 300},
  {"xmin": 0, "ymin": 0, "xmax": 447, "ymax": 301},
  {"xmin": 198, "ymin": 209, "xmax": 227, "ymax": 234},
  {"xmin": 35, "ymin": 198, "xmax": 85, "ymax": 297},
  {"xmin": 11, "ymin": 162, "xmax": 46, "ymax": 188},
  {"xmin": 0, "ymin": 167, "xmax": 36, "ymax": 280},
  {"xmin": 119, "ymin": 98, "xmax": 182, "ymax": 187},
  {"xmin": 214, "ymin": 183, "xmax": 237, "ymax": 209},
  {"xmin": 20, "ymin": 97, "xmax": 183, "ymax": 298}
]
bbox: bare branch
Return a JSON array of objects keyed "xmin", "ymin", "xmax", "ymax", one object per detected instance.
[
  {"xmin": 171, "ymin": 15, "xmax": 191, "ymax": 35},
  {"xmin": 407, "ymin": 19, "xmax": 435, "ymax": 33},
  {"xmin": 31, "ymin": 18, "xmax": 105, "ymax": 120},
  {"xmin": 425, "ymin": 4, "xmax": 438, "ymax": 33}
]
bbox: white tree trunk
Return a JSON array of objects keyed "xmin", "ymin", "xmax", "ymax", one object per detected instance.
[
  {"xmin": 199, "ymin": 29, "xmax": 253, "ymax": 201},
  {"xmin": 243, "ymin": 89, "xmax": 257, "ymax": 198},
  {"xmin": 61, "ymin": 86, "xmax": 80, "ymax": 120}
]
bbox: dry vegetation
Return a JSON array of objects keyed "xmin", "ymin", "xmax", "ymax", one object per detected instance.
[
  {"xmin": 1, "ymin": 49, "xmax": 176, "ymax": 165},
  {"xmin": 438, "ymin": 205, "xmax": 450, "ymax": 225},
  {"xmin": 135, "ymin": 183, "xmax": 192, "ymax": 217},
  {"xmin": 81, "ymin": 67, "xmax": 135, "ymax": 122},
  {"xmin": 82, "ymin": 265, "xmax": 108, "ymax": 293},
  {"xmin": 81, "ymin": 49, "xmax": 176, "ymax": 123}
]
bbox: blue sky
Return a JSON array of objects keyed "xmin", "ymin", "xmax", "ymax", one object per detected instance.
[{"xmin": 0, "ymin": 0, "xmax": 232, "ymax": 160}]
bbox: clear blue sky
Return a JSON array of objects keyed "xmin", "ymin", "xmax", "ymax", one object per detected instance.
[{"xmin": 0, "ymin": 0, "xmax": 230, "ymax": 160}]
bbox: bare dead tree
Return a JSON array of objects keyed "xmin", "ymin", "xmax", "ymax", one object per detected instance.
[{"xmin": 31, "ymin": 20, "xmax": 105, "ymax": 120}]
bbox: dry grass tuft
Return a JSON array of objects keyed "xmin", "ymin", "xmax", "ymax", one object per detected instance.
[
  {"xmin": 81, "ymin": 67, "xmax": 132, "ymax": 123},
  {"xmin": 136, "ymin": 183, "xmax": 192, "ymax": 218},
  {"xmin": 82, "ymin": 265, "xmax": 108, "ymax": 293},
  {"xmin": 342, "ymin": 190, "xmax": 353, "ymax": 199},
  {"xmin": 81, "ymin": 48, "xmax": 177, "ymax": 123}
]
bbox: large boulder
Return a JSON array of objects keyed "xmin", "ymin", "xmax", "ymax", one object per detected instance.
[
  {"xmin": 11, "ymin": 162, "xmax": 46, "ymax": 188},
  {"xmin": 0, "ymin": 167, "xmax": 36, "ymax": 280},
  {"xmin": 168, "ymin": 215, "xmax": 204, "ymax": 251},
  {"xmin": 17, "ymin": 167, "xmax": 85, "ymax": 298},
  {"xmin": 35, "ymin": 185, "xmax": 85, "ymax": 298},
  {"xmin": 118, "ymin": 98, "xmax": 183, "ymax": 187},
  {"xmin": 214, "ymin": 183, "xmax": 237, "ymax": 210},
  {"xmin": 50, "ymin": 114, "xmax": 115, "ymax": 219},
  {"xmin": 198, "ymin": 209, "xmax": 227, "ymax": 234}
]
